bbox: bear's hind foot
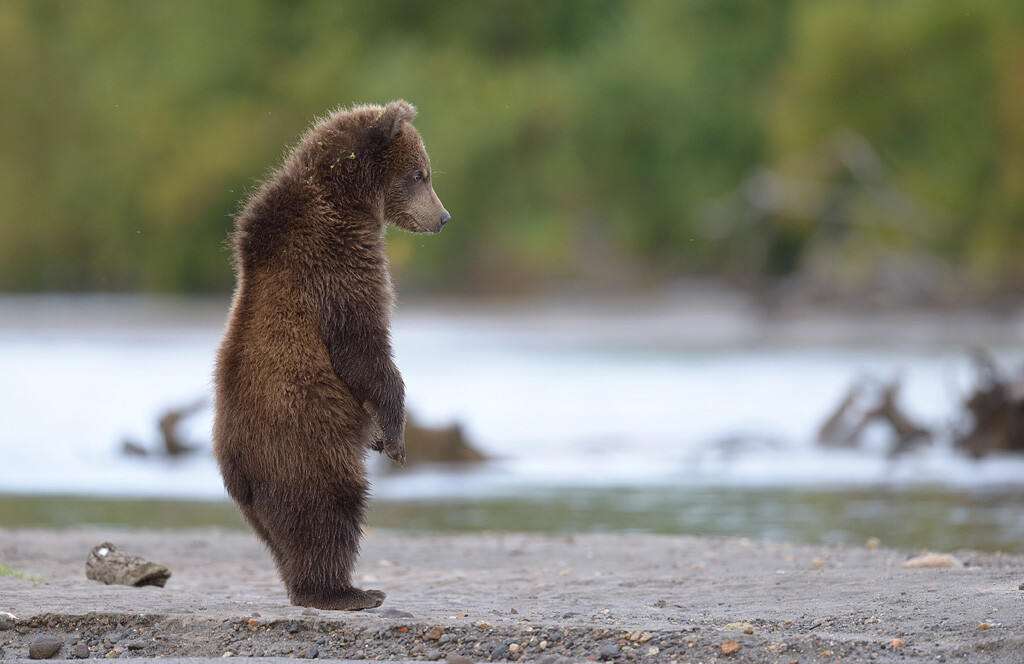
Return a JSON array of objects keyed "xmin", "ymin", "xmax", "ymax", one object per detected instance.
[{"xmin": 292, "ymin": 587, "xmax": 386, "ymax": 611}]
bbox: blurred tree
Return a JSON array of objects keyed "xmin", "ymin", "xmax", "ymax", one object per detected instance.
[
  {"xmin": 765, "ymin": 0, "xmax": 1024, "ymax": 298},
  {"xmin": 0, "ymin": 0, "xmax": 1021, "ymax": 299}
]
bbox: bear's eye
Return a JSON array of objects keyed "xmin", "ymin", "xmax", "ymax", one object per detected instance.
[{"xmin": 413, "ymin": 170, "xmax": 426, "ymax": 183}]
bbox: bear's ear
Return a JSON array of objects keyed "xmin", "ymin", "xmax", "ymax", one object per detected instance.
[{"xmin": 365, "ymin": 100, "xmax": 418, "ymax": 151}]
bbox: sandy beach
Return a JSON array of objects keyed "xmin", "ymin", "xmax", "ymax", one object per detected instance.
[{"xmin": 1, "ymin": 528, "xmax": 1023, "ymax": 662}]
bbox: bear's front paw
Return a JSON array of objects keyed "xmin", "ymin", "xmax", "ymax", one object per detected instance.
[{"xmin": 384, "ymin": 437, "xmax": 406, "ymax": 466}]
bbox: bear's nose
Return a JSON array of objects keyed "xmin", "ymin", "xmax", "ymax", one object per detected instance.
[{"xmin": 439, "ymin": 210, "xmax": 451, "ymax": 227}]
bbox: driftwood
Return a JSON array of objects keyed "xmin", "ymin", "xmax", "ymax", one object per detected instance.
[
  {"xmin": 122, "ymin": 398, "xmax": 206, "ymax": 458},
  {"xmin": 123, "ymin": 399, "xmax": 486, "ymax": 466},
  {"xmin": 818, "ymin": 349, "xmax": 1024, "ymax": 458},
  {"xmin": 817, "ymin": 378, "xmax": 930, "ymax": 457},
  {"xmin": 954, "ymin": 349, "xmax": 1024, "ymax": 458},
  {"xmin": 382, "ymin": 414, "xmax": 486, "ymax": 470}
]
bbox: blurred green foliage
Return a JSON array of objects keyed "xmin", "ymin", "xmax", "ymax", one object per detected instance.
[{"xmin": 1, "ymin": 0, "xmax": 1022, "ymax": 297}]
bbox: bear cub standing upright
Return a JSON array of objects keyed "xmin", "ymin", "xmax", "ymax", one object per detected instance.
[{"xmin": 214, "ymin": 100, "xmax": 450, "ymax": 610}]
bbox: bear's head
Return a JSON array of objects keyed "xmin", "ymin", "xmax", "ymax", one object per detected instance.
[
  {"xmin": 313, "ymin": 100, "xmax": 450, "ymax": 234},
  {"xmin": 371, "ymin": 101, "xmax": 451, "ymax": 235}
]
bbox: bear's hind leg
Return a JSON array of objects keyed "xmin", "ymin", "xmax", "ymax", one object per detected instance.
[{"xmin": 271, "ymin": 483, "xmax": 384, "ymax": 610}]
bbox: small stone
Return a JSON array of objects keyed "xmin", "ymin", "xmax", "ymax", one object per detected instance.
[
  {"xmin": 301, "ymin": 607, "xmax": 319, "ymax": 616},
  {"xmin": 490, "ymin": 644, "xmax": 507, "ymax": 660},
  {"xmin": 647, "ymin": 646, "xmax": 660, "ymax": 656},
  {"xmin": 74, "ymin": 642, "xmax": 90, "ymax": 659},
  {"xmin": 509, "ymin": 643, "xmax": 521, "ymax": 653},
  {"xmin": 438, "ymin": 634, "xmax": 453, "ymax": 645},
  {"xmin": 598, "ymin": 643, "xmax": 620, "ymax": 659},
  {"xmin": 720, "ymin": 640, "xmax": 740, "ymax": 655},
  {"xmin": 426, "ymin": 627, "xmax": 444, "ymax": 641},
  {"xmin": 85, "ymin": 542, "xmax": 171, "ymax": 587},
  {"xmin": 890, "ymin": 638, "xmax": 905, "ymax": 648},
  {"xmin": 446, "ymin": 656, "xmax": 473, "ymax": 664},
  {"xmin": 0, "ymin": 611, "xmax": 16, "ymax": 630},
  {"xmin": 302, "ymin": 645, "xmax": 318, "ymax": 659},
  {"xmin": 426, "ymin": 649, "xmax": 443, "ymax": 661},
  {"xmin": 902, "ymin": 553, "xmax": 963, "ymax": 569},
  {"xmin": 866, "ymin": 537, "xmax": 881, "ymax": 550},
  {"xmin": 29, "ymin": 635, "xmax": 62, "ymax": 660},
  {"xmin": 378, "ymin": 608, "xmax": 414, "ymax": 619}
]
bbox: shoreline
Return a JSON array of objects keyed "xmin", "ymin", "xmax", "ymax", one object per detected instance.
[{"xmin": 2, "ymin": 528, "xmax": 1023, "ymax": 662}]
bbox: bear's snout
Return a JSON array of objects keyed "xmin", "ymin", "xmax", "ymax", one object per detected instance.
[{"xmin": 439, "ymin": 210, "xmax": 451, "ymax": 228}]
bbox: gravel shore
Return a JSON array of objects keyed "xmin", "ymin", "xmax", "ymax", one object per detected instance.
[{"xmin": 2, "ymin": 528, "xmax": 1023, "ymax": 662}]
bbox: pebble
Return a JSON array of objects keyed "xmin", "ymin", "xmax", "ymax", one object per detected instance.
[
  {"xmin": 490, "ymin": 643, "xmax": 507, "ymax": 660},
  {"xmin": 598, "ymin": 643, "xmax": 620, "ymax": 660},
  {"xmin": 301, "ymin": 607, "xmax": 319, "ymax": 616},
  {"xmin": 446, "ymin": 655, "xmax": 473, "ymax": 664},
  {"xmin": 302, "ymin": 645, "xmax": 318, "ymax": 659},
  {"xmin": 74, "ymin": 643, "xmax": 90, "ymax": 659},
  {"xmin": 378, "ymin": 608, "xmax": 414, "ymax": 619},
  {"xmin": 438, "ymin": 633, "xmax": 453, "ymax": 645},
  {"xmin": 902, "ymin": 553, "xmax": 963, "ymax": 569},
  {"xmin": 0, "ymin": 611, "xmax": 16, "ymax": 631},
  {"xmin": 29, "ymin": 635, "xmax": 63, "ymax": 660},
  {"xmin": 426, "ymin": 649, "xmax": 443, "ymax": 660}
]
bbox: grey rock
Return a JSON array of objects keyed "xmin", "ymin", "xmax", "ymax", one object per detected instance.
[
  {"xmin": 378, "ymin": 608, "xmax": 414, "ymax": 619},
  {"xmin": 74, "ymin": 642, "xmax": 90, "ymax": 659},
  {"xmin": 29, "ymin": 635, "xmax": 62, "ymax": 660},
  {"xmin": 598, "ymin": 643, "xmax": 620, "ymax": 660},
  {"xmin": 490, "ymin": 643, "xmax": 507, "ymax": 660},
  {"xmin": 302, "ymin": 645, "xmax": 318, "ymax": 659},
  {"xmin": 86, "ymin": 542, "xmax": 170, "ymax": 587}
]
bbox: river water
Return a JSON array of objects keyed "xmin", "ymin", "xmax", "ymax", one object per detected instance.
[{"xmin": 2, "ymin": 293, "xmax": 1023, "ymax": 551}]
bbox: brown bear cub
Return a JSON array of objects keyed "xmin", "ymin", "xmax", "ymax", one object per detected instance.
[{"xmin": 213, "ymin": 100, "xmax": 449, "ymax": 610}]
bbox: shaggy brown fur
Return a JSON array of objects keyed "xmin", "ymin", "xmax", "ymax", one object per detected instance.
[{"xmin": 213, "ymin": 100, "xmax": 449, "ymax": 610}]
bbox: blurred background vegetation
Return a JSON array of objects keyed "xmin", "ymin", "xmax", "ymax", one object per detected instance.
[{"xmin": 2, "ymin": 0, "xmax": 1023, "ymax": 302}]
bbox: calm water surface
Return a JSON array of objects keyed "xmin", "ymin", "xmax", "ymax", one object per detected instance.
[{"xmin": 2, "ymin": 295, "xmax": 1023, "ymax": 553}]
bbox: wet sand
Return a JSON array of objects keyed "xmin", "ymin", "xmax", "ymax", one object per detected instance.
[{"xmin": 2, "ymin": 528, "xmax": 1023, "ymax": 662}]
